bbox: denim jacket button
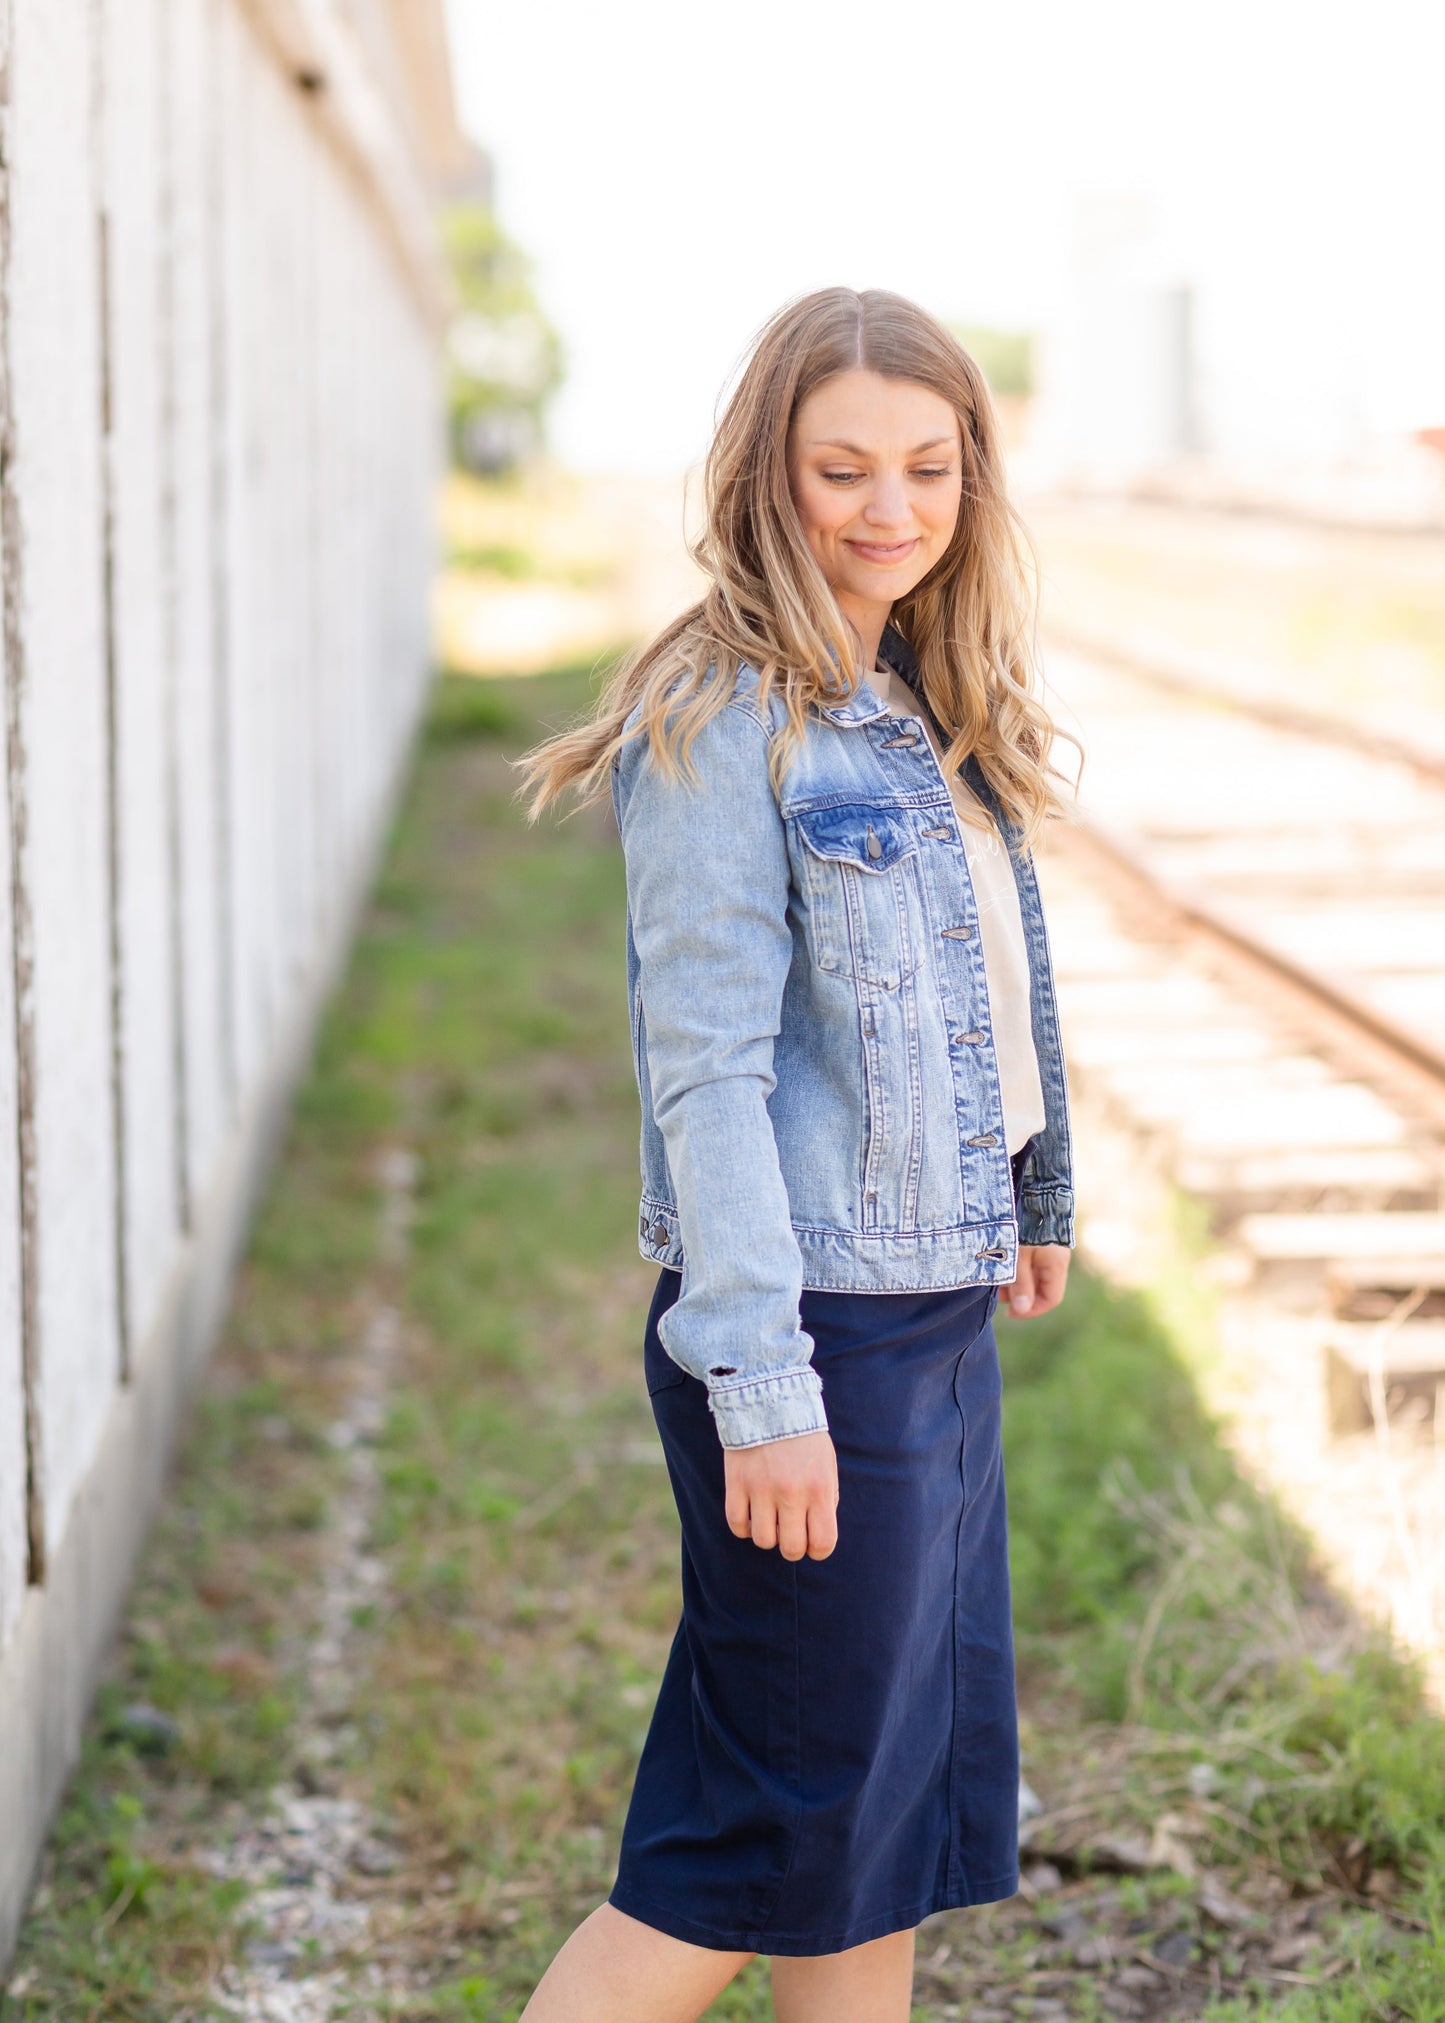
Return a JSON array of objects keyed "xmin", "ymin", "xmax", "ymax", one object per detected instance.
[
  {"xmin": 865, "ymin": 827, "xmax": 882, "ymax": 859},
  {"xmin": 955, "ymin": 1030, "xmax": 987, "ymax": 1046},
  {"xmin": 649, "ymin": 1218, "xmax": 669, "ymax": 1246},
  {"xmin": 940, "ymin": 924, "xmax": 974, "ymax": 940},
  {"xmin": 967, "ymin": 1133, "xmax": 999, "ymax": 1148}
]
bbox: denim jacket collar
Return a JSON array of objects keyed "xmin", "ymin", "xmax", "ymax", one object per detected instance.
[
  {"xmin": 814, "ymin": 622, "xmax": 918, "ymax": 728},
  {"xmin": 848, "ymin": 625, "xmax": 1024, "ymax": 849}
]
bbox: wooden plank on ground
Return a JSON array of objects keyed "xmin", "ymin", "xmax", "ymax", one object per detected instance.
[{"xmin": 1238, "ymin": 1213, "xmax": 1445, "ymax": 1262}]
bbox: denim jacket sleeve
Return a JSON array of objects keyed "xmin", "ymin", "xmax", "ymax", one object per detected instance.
[{"xmin": 614, "ymin": 698, "xmax": 827, "ymax": 1450}]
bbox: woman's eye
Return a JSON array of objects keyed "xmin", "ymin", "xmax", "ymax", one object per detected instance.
[
  {"xmin": 822, "ymin": 470, "xmax": 862, "ymax": 485},
  {"xmin": 914, "ymin": 466, "xmax": 953, "ymax": 480}
]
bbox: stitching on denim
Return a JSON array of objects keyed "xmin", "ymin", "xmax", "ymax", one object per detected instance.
[{"xmin": 707, "ymin": 1367, "xmax": 822, "ymax": 1399}]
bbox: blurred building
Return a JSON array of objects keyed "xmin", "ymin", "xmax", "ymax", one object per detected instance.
[
  {"xmin": 1030, "ymin": 192, "xmax": 1202, "ymax": 484},
  {"xmin": 1027, "ymin": 191, "xmax": 1445, "ymax": 531},
  {"xmin": 0, "ymin": 0, "xmax": 463, "ymax": 1961}
]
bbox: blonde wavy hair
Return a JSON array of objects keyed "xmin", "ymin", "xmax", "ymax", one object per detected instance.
[{"xmin": 516, "ymin": 286, "xmax": 1071, "ymax": 843}]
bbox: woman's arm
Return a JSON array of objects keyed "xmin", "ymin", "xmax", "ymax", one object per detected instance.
[{"xmin": 616, "ymin": 698, "xmax": 828, "ymax": 1454}]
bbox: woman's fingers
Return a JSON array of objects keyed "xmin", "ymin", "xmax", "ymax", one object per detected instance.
[
  {"xmin": 1002, "ymin": 1245, "xmax": 1071, "ymax": 1320},
  {"xmin": 722, "ymin": 1431, "xmax": 839, "ymax": 1560},
  {"xmin": 806, "ymin": 1498, "xmax": 839, "ymax": 1561},
  {"xmin": 726, "ymin": 1488, "xmax": 837, "ymax": 1562},
  {"xmin": 776, "ymin": 1503, "xmax": 810, "ymax": 1562},
  {"xmin": 1031, "ymin": 1249, "xmax": 1070, "ymax": 1314},
  {"xmin": 748, "ymin": 1496, "xmax": 778, "ymax": 1552},
  {"xmin": 1002, "ymin": 1249, "xmax": 1037, "ymax": 1315}
]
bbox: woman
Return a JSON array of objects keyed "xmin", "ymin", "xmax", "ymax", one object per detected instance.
[{"xmin": 516, "ymin": 287, "xmax": 1075, "ymax": 2023}]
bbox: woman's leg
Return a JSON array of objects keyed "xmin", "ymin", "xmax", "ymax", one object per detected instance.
[
  {"xmin": 519, "ymin": 1902, "xmax": 752, "ymax": 2023},
  {"xmin": 770, "ymin": 1927, "xmax": 917, "ymax": 2023}
]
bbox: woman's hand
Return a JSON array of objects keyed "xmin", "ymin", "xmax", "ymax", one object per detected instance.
[
  {"xmin": 999, "ymin": 1244, "xmax": 1070, "ymax": 1320},
  {"xmin": 724, "ymin": 1431, "xmax": 839, "ymax": 1562}
]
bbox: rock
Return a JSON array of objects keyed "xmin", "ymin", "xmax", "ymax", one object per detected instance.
[
  {"xmin": 1267, "ymin": 1934, "xmax": 1313, "ymax": 1969},
  {"xmin": 107, "ymin": 1702, "xmax": 181, "ymax": 1757},
  {"xmin": 1088, "ymin": 1833, "xmax": 1154, "ymax": 1874},
  {"xmin": 1148, "ymin": 1812, "xmax": 1198, "ymax": 1878},
  {"xmin": 1117, "ymin": 1965, "xmax": 1162, "ymax": 1990},
  {"xmin": 1152, "ymin": 1928, "xmax": 1197, "ymax": 1967},
  {"xmin": 293, "ymin": 1762, "xmax": 340, "ymax": 1797},
  {"xmin": 1073, "ymin": 1935, "xmax": 1112, "ymax": 1968},
  {"xmin": 351, "ymin": 1839, "xmax": 399, "ymax": 1877},
  {"xmin": 1197, "ymin": 1881, "xmax": 1252, "ymax": 1930},
  {"xmin": 1024, "ymin": 1860, "xmax": 1064, "ymax": 1895},
  {"xmin": 243, "ymin": 1940, "xmax": 297, "ymax": 1967},
  {"xmin": 1040, "ymin": 1907, "xmax": 1090, "ymax": 1941},
  {"xmin": 1187, "ymin": 1762, "xmax": 1220, "ymax": 1799},
  {"xmin": 1018, "ymin": 1777, "xmax": 1045, "ymax": 1826}
]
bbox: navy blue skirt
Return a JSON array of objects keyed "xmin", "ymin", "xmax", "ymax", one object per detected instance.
[{"xmin": 610, "ymin": 1271, "xmax": 1019, "ymax": 1956}]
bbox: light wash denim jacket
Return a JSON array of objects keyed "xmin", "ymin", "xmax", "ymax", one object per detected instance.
[{"xmin": 611, "ymin": 625, "xmax": 1074, "ymax": 1449}]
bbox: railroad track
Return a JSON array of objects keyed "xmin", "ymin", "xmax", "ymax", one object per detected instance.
[
  {"xmin": 1047, "ymin": 620, "xmax": 1445, "ymax": 794},
  {"xmin": 1036, "ymin": 635, "xmax": 1445, "ymax": 1686}
]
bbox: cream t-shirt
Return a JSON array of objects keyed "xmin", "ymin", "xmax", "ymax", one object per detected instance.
[{"xmin": 873, "ymin": 665, "xmax": 1047, "ymax": 1157}]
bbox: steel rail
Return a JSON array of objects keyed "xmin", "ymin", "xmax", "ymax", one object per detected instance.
[
  {"xmin": 1058, "ymin": 814, "xmax": 1445, "ymax": 1132},
  {"xmin": 1045, "ymin": 624, "xmax": 1445, "ymax": 794}
]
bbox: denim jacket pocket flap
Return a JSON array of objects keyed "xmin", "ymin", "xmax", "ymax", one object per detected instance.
[{"xmin": 794, "ymin": 804, "xmax": 916, "ymax": 873}]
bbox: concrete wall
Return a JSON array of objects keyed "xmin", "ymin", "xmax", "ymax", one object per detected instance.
[{"xmin": 0, "ymin": 0, "xmax": 454, "ymax": 1960}]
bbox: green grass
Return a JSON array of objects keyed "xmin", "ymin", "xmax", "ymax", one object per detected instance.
[
  {"xmin": 446, "ymin": 543, "xmax": 539, "ymax": 580},
  {"xmin": 1006, "ymin": 1267, "xmax": 1445, "ymax": 1873},
  {"xmin": 6, "ymin": 666, "xmax": 1443, "ymax": 2020}
]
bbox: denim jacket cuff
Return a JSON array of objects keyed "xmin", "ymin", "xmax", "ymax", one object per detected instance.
[
  {"xmin": 706, "ymin": 1367, "xmax": 828, "ymax": 1450},
  {"xmin": 1019, "ymin": 1184, "xmax": 1074, "ymax": 1249}
]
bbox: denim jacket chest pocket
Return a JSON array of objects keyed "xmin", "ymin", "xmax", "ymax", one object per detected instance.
[{"xmin": 791, "ymin": 803, "xmax": 925, "ymax": 992}]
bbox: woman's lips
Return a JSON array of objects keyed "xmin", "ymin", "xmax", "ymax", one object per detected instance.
[{"xmin": 845, "ymin": 537, "xmax": 920, "ymax": 565}]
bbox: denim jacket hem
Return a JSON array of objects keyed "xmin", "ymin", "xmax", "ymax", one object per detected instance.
[{"xmin": 640, "ymin": 1203, "xmax": 1070, "ymax": 1294}]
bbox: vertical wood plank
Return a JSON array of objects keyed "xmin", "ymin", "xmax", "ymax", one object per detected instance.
[
  {"xmin": 217, "ymin": 15, "xmax": 269, "ymax": 1099},
  {"xmin": 0, "ymin": 0, "xmax": 46, "ymax": 1591},
  {"xmin": 101, "ymin": 0, "xmax": 183, "ymax": 1358},
  {"xmin": 204, "ymin": 0, "xmax": 237, "ymax": 1132},
  {"xmin": 0, "ymin": 350, "xmax": 28, "ymax": 1642},
  {"xmin": 166, "ymin": 0, "xmax": 229, "ymax": 1216},
  {"xmin": 7, "ymin": 0, "xmax": 121, "ymax": 1550}
]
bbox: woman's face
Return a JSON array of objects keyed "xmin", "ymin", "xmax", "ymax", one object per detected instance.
[{"xmin": 787, "ymin": 370, "xmax": 964, "ymax": 642}]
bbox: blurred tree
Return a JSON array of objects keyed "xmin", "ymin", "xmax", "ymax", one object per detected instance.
[
  {"xmin": 949, "ymin": 324, "xmax": 1035, "ymax": 399},
  {"xmin": 443, "ymin": 203, "xmax": 563, "ymax": 474}
]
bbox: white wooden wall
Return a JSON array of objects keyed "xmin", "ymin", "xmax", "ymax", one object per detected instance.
[{"xmin": 0, "ymin": 0, "xmax": 446, "ymax": 1953}]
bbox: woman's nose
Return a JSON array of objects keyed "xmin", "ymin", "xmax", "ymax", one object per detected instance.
[{"xmin": 862, "ymin": 474, "xmax": 910, "ymax": 526}]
